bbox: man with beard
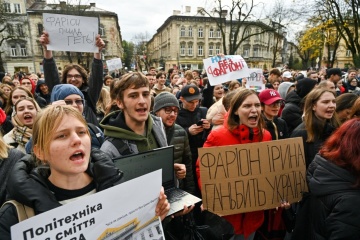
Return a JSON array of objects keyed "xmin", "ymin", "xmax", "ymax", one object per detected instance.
[{"xmin": 153, "ymin": 92, "xmax": 195, "ymax": 195}]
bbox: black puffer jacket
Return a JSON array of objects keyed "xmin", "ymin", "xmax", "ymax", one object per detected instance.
[
  {"xmin": 263, "ymin": 115, "xmax": 289, "ymax": 140},
  {"xmin": 0, "ymin": 149, "xmax": 123, "ymax": 239},
  {"xmin": 291, "ymin": 122, "xmax": 336, "ymax": 168},
  {"xmin": 306, "ymin": 154, "xmax": 360, "ymax": 239},
  {"xmin": 165, "ymin": 123, "xmax": 195, "ymax": 195},
  {"xmin": 281, "ymin": 90, "xmax": 303, "ymax": 134}
]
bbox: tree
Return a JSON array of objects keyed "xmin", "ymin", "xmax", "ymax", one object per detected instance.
[
  {"xmin": 313, "ymin": 0, "xmax": 360, "ymax": 67},
  {"xmin": 132, "ymin": 32, "xmax": 151, "ymax": 71},
  {"xmin": 122, "ymin": 40, "xmax": 134, "ymax": 69},
  {"xmin": 200, "ymin": 0, "xmax": 274, "ymax": 55}
]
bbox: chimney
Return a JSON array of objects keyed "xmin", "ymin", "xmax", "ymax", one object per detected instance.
[
  {"xmin": 173, "ymin": 10, "xmax": 181, "ymax": 15},
  {"xmin": 90, "ymin": 3, "xmax": 96, "ymax": 7},
  {"xmin": 197, "ymin": 7, "xmax": 204, "ymax": 15},
  {"xmin": 185, "ymin": 6, "xmax": 191, "ymax": 13},
  {"xmin": 221, "ymin": 10, "xmax": 228, "ymax": 17},
  {"xmin": 59, "ymin": 1, "xmax": 66, "ymax": 8}
]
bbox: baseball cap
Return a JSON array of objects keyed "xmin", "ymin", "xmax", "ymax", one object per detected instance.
[
  {"xmin": 258, "ymin": 89, "xmax": 283, "ymax": 105},
  {"xmin": 282, "ymin": 71, "xmax": 292, "ymax": 78},
  {"xmin": 180, "ymin": 85, "xmax": 201, "ymax": 101}
]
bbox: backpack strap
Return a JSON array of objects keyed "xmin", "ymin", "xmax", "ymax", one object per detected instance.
[
  {"xmin": 106, "ymin": 137, "xmax": 133, "ymax": 156},
  {"xmin": 2, "ymin": 200, "xmax": 35, "ymax": 222}
]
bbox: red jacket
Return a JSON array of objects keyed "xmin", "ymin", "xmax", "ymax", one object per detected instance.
[{"xmin": 196, "ymin": 124, "xmax": 272, "ymax": 237}]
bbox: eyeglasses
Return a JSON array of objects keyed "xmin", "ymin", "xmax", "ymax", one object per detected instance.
[
  {"xmin": 64, "ymin": 99, "xmax": 84, "ymax": 106},
  {"xmin": 66, "ymin": 74, "xmax": 82, "ymax": 79},
  {"xmin": 269, "ymin": 101, "xmax": 283, "ymax": 107},
  {"xmin": 164, "ymin": 107, "xmax": 179, "ymax": 115}
]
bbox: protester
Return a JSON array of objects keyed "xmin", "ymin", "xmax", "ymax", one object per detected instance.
[
  {"xmin": 196, "ymin": 89, "xmax": 272, "ymax": 240},
  {"xmin": 335, "ymin": 93, "xmax": 358, "ymax": 124},
  {"xmin": 307, "ymin": 118, "xmax": 360, "ymax": 239},
  {"xmin": 35, "ymin": 79, "xmax": 51, "ymax": 104},
  {"xmin": 0, "ymin": 105, "xmax": 170, "ymax": 239},
  {"xmin": 153, "ymin": 72, "xmax": 171, "ymax": 96},
  {"xmin": 291, "ymin": 88, "xmax": 340, "ymax": 167},
  {"xmin": 20, "ymin": 77, "xmax": 47, "ymax": 108},
  {"xmin": 39, "ymin": 31, "xmax": 105, "ymax": 126},
  {"xmin": 0, "ymin": 83, "xmax": 12, "ymax": 97},
  {"xmin": 3, "ymin": 98, "xmax": 41, "ymax": 153},
  {"xmin": 349, "ymin": 97, "xmax": 360, "ymax": 118},
  {"xmin": 0, "ymin": 134, "xmax": 24, "ymax": 206},
  {"xmin": 96, "ymin": 88, "xmax": 111, "ymax": 124}
]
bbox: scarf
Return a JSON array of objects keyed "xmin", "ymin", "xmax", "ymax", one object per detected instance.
[{"xmin": 11, "ymin": 113, "xmax": 32, "ymax": 146}]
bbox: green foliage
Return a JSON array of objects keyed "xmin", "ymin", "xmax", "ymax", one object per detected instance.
[{"xmin": 122, "ymin": 40, "xmax": 134, "ymax": 69}]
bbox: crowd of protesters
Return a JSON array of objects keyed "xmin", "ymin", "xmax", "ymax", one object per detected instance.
[{"xmin": 0, "ymin": 30, "xmax": 360, "ymax": 240}]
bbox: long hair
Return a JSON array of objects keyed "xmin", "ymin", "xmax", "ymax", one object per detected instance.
[
  {"xmin": 350, "ymin": 97, "xmax": 360, "ymax": 119},
  {"xmin": 61, "ymin": 64, "xmax": 89, "ymax": 87},
  {"xmin": 0, "ymin": 134, "xmax": 10, "ymax": 159},
  {"xmin": 4, "ymin": 86, "xmax": 33, "ymax": 115},
  {"xmin": 303, "ymin": 88, "xmax": 340, "ymax": 142},
  {"xmin": 320, "ymin": 118, "xmax": 360, "ymax": 186},
  {"xmin": 227, "ymin": 89, "xmax": 264, "ymax": 140},
  {"xmin": 96, "ymin": 88, "xmax": 110, "ymax": 114}
]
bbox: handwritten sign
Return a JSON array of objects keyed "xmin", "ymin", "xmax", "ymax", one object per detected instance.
[
  {"xmin": 12, "ymin": 170, "xmax": 164, "ymax": 240},
  {"xmin": 245, "ymin": 68, "xmax": 265, "ymax": 92},
  {"xmin": 198, "ymin": 138, "xmax": 307, "ymax": 216},
  {"xmin": 203, "ymin": 55, "xmax": 251, "ymax": 86},
  {"xmin": 43, "ymin": 13, "xmax": 98, "ymax": 53},
  {"xmin": 106, "ymin": 58, "xmax": 123, "ymax": 72}
]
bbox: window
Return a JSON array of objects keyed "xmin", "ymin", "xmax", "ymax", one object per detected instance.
[
  {"xmin": 14, "ymin": 3, "xmax": 20, "ymax": 13},
  {"xmin": 329, "ymin": 50, "xmax": 334, "ymax": 60},
  {"xmin": 188, "ymin": 44, "xmax": 193, "ymax": 56},
  {"xmin": 255, "ymin": 29, "xmax": 260, "ymax": 41},
  {"xmin": 37, "ymin": 23, "xmax": 43, "ymax": 36},
  {"xmin": 209, "ymin": 28, "xmax": 214, "ymax": 38},
  {"xmin": 99, "ymin": 25, "xmax": 105, "ymax": 36},
  {"xmin": 188, "ymin": 26, "xmax": 193, "ymax": 37},
  {"xmin": 216, "ymin": 45, "xmax": 221, "ymax": 55},
  {"xmin": 7, "ymin": 24, "xmax": 13, "ymax": 35},
  {"xmin": 231, "ymin": 31, "xmax": 235, "ymax": 40},
  {"xmin": 253, "ymin": 47, "xmax": 259, "ymax": 57},
  {"xmin": 198, "ymin": 27, "xmax": 203, "ymax": 38},
  {"xmin": 346, "ymin": 50, "xmax": 351, "ymax": 57},
  {"xmin": 216, "ymin": 29, "xmax": 221, "ymax": 38},
  {"xmin": 180, "ymin": 26, "xmax": 185, "ymax": 37},
  {"xmin": 4, "ymin": 3, "xmax": 11, "ymax": 12},
  {"xmin": 198, "ymin": 45, "xmax": 203, "ymax": 56},
  {"xmin": 17, "ymin": 24, "xmax": 24, "ymax": 36},
  {"xmin": 20, "ymin": 45, "xmax": 26, "ymax": 56},
  {"xmin": 243, "ymin": 48, "xmax": 249, "ymax": 57},
  {"xmin": 180, "ymin": 44, "xmax": 185, "ymax": 56},
  {"xmin": 244, "ymin": 29, "xmax": 251, "ymax": 38},
  {"xmin": 10, "ymin": 46, "xmax": 17, "ymax": 56},
  {"xmin": 209, "ymin": 45, "xmax": 214, "ymax": 56}
]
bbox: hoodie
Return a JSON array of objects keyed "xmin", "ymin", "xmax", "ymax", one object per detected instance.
[
  {"xmin": 36, "ymin": 80, "xmax": 51, "ymax": 104},
  {"xmin": 100, "ymin": 110, "xmax": 167, "ymax": 158},
  {"xmin": 278, "ymin": 82, "xmax": 294, "ymax": 99}
]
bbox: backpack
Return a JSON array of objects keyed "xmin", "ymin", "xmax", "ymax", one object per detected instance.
[
  {"xmin": 88, "ymin": 123, "xmax": 104, "ymax": 147},
  {"xmin": 1, "ymin": 200, "xmax": 35, "ymax": 222},
  {"xmin": 105, "ymin": 137, "xmax": 133, "ymax": 156}
]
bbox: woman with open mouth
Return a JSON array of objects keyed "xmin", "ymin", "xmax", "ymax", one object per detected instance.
[
  {"xmin": 3, "ymin": 97, "xmax": 40, "ymax": 153},
  {"xmin": 0, "ymin": 105, "xmax": 170, "ymax": 239},
  {"xmin": 291, "ymin": 88, "xmax": 340, "ymax": 168},
  {"xmin": 196, "ymin": 89, "xmax": 272, "ymax": 240}
]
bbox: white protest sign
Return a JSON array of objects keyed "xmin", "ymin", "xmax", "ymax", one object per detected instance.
[
  {"xmin": 12, "ymin": 170, "xmax": 164, "ymax": 240},
  {"xmin": 203, "ymin": 55, "xmax": 251, "ymax": 86},
  {"xmin": 245, "ymin": 68, "xmax": 265, "ymax": 92},
  {"xmin": 106, "ymin": 58, "xmax": 123, "ymax": 72},
  {"xmin": 43, "ymin": 13, "xmax": 98, "ymax": 53}
]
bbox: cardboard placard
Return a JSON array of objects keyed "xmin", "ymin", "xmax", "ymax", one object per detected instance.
[{"xmin": 199, "ymin": 137, "xmax": 307, "ymax": 216}]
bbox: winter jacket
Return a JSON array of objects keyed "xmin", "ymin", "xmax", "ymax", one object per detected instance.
[
  {"xmin": 196, "ymin": 124, "xmax": 272, "ymax": 237},
  {"xmin": 281, "ymin": 90, "xmax": 303, "ymax": 134},
  {"xmin": 291, "ymin": 122, "xmax": 336, "ymax": 168},
  {"xmin": 43, "ymin": 57, "xmax": 103, "ymax": 126},
  {"xmin": 0, "ymin": 149, "xmax": 25, "ymax": 206},
  {"xmin": 36, "ymin": 80, "xmax": 51, "ymax": 104},
  {"xmin": 165, "ymin": 123, "xmax": 195, "ymax": 195},
  {"xmin": 306, "ymin": 154, "xmax": 360, "ymax": 239},
  {"xmin": 263, "ymin": 115, "xmax": 289, "ymax": 140},
  {"xmin": 100, "ymin": 110, "xmax": 167, "ymax": 158},
  {"xmin": 0, "ymin": 149, "xmax": 123, "ymax": 239}
]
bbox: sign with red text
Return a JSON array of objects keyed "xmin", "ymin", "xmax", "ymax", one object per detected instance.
[
  {"xmin": 245, "ymin": 68, "xmax": 266, "ymax": 92},
  {"xmin": 203, "ymin": 55, "xmax": 251, "ymax": 85},
  {"xmin": 11, "ymin": 170, "xmax": 163, "ymax": 240},
  {"xmin": 43, "ymin": 13, "xmax": 98, "ymax": 53},
  {"xmin": 198, "ymin": 138, "xmax": 307, "ymax": 216}
]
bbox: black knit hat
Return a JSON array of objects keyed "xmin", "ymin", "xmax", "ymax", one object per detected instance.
[{"xmin": 153, "ymin": 92, "xmax": 180, "ymax": 113}]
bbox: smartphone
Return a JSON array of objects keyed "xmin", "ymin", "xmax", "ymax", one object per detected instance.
[{"xmin": 196, "ymin": 120, "xmax": 203, "ymax": 126}]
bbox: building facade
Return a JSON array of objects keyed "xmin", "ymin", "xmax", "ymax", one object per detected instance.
[
  {"xmin": 1, "ymin": 0, "xmax": 122, "ymax": 75},
  {"xmin": 147, "ymin": 7, "xmax": 286, "ymax": 71}
]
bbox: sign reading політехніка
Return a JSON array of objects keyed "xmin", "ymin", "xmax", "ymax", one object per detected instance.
[
  {"xmin": 43, "ymin": 13, "xmax": 98, "ymax": 53},
  {"xmin": 198, "ymin": 137, "xmax": 307, "ymax": 216}
]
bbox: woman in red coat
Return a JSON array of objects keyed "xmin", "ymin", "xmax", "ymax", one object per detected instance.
[{"xmin": 196, "ymin": 89, "xmax": 272, "ymax": 240}]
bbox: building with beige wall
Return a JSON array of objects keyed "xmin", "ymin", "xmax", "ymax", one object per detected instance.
[
  {"xmin": 1, "ymin": 0, "xmax": 122, "ymax": 75},
  {"xmin": 147, "ymin": 7, "xmax": 286, "ymax": 72}
]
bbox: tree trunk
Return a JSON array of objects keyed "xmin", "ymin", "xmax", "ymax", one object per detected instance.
[
  {"xmin": 352, "ymin": 54, "xmax": 360, "ymax": 68},
  {"xmin": 0, "ymin": 52, "xmax": 5, "ymax": 72}
]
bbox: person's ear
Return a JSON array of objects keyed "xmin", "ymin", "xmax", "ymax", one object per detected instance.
[
  {"xmin": 33, "ymin": 145, "xmax": 45, "ymax": 160},
  {"xmin": 116, "ymin": 99, "xmax": 123, "ymax": 109}
]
